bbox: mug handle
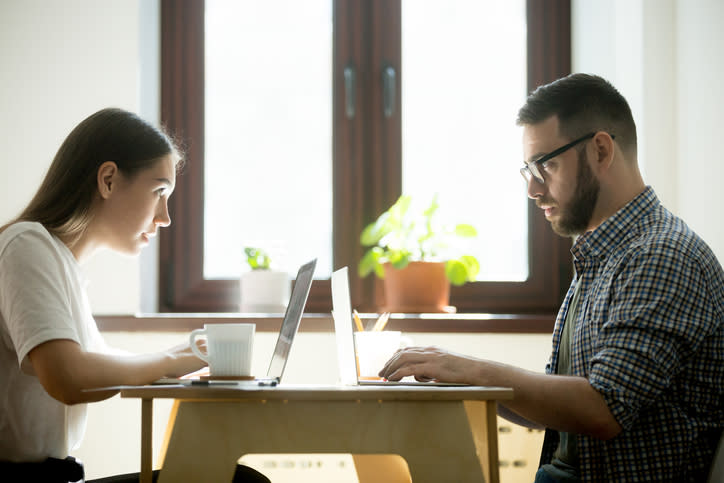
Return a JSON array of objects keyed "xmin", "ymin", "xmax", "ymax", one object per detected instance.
[{"xmin": 189, "ymin": 328, "xmax": 209, "ymax": 362}]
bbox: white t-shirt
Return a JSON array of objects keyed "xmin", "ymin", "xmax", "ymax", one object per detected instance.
[{"xmin": 0, "ymin": 222, "xmax": 106, "ymax": 462}]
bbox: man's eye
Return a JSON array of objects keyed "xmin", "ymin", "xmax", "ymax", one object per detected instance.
[{"xmin": 541, "ymin": 160, "xmax": 554, "ymax": 171}]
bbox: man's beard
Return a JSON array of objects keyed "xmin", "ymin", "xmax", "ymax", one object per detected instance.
[{"xmin": 540, "ymin": 149, "xmax": 600, "ymax": 237}]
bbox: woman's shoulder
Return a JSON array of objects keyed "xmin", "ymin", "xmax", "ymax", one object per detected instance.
[
  {"xmin": 0, "ymin": 222, "xmax": 56, "ymax": 255},
  {"xmin": 1, "ymin": 220, "xmax": 52, "ymax": 240}
]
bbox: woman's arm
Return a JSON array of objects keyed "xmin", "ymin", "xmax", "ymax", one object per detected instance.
[{"xmin": 28, "ymin": 339, "xmax": 206, "ymax": 405}]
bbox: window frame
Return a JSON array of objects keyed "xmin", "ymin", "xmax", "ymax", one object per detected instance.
[{"xmin": 158, "ymin": 0, "xmax": 572, "ymax": 315}]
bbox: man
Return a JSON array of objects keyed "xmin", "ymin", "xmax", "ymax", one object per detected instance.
[{"xmin": 379, "ymin": 74, "xmax": 723, "ymax": 482}]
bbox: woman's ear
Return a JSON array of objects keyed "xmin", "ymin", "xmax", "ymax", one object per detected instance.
[{"xmin": 97, "ymin": 161, "xmax": 119, "ymax": 200}]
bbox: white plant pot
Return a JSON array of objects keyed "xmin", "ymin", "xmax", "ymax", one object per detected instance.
[{"xmin": 239, "ymin": 269, "xmax": 291, "ymax": 313}]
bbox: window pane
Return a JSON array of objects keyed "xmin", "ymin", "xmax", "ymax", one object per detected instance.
[
  {"xmin": 204, "ymin": 0, "xmax": 333, "ymax": 279},
  {"xmin": 401, "ymin": 0, "xmax": 528, "ymax": 281}
]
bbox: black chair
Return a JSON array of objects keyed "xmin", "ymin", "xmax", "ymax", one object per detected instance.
[
  {"xmin": 88, "ymin": 464, "xmax": 270, "ymax": 482},
  {"xmin": 0, "ymin": 456, "xmax": 84, "ymax": 482},
  {"xmin": 709, "ymin": 431, "xmax": 724, "ymax": 483}
]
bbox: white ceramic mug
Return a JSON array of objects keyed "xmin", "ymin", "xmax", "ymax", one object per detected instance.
[
  {"xmin": 189, "ymin": 323, "xmax": 255, "ymax": 376},
  {"xmin": 354, "ymin": 331, "xmax": 411, "ymax": 380}
]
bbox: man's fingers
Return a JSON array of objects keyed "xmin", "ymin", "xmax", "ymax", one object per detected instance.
[
  {"xmin": 379, "ymin": 346, "xmax": 448, "ymax": 380},
  {"xmin": 382, "ymin": 362, "xmax": 435, "ymax": 382}
]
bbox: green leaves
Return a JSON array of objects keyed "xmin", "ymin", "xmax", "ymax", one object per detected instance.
[
  {"xmin": 358, "ymin": 247, "xmax": 410, "ymax": 278},
  {"xmin": 454, "ymin": 224, "xmax": 477, "ymax": 238},
  {"xmin": 358, "ymin": 194, "xmax": 481, "ymax": 285},
  {"xmin": 445, "ymin": 255, "xmax": 481, "ymax": 286},
  {"xmin": 244, "ymin": 247, "xmax": 271, "ymax": 270},
  {"xmin": 359, "ymin": 247, "xmax": 385, "ymax": 278},
  {"xmin": 360, "ymin": 195, "xmax": 412, "ymax": 247}
]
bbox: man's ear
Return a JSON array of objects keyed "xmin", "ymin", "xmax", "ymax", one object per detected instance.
[
  {"xmin": 97, "ymin": 161, "xmax": 119, "ymax": 200},
  {"xmin": 591, "ymin": 132, "xmax": 616, "ymax": 175}
]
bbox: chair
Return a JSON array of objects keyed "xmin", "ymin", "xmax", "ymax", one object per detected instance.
[{"xmin": 709, "ymin": 431, "xmax": 724, "ymax": 483}]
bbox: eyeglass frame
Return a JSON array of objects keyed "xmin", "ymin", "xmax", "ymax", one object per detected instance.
[{"xmin": 520, "ymin": 132, "xmax": 615, "ymax": 184}]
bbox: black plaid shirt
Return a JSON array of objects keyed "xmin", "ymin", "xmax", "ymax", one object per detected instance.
[{"xmin": 539, "ymin": 187, "xmax": 724, "ymax": 482}]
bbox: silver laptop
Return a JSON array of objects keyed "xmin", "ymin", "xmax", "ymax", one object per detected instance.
[
  {"xmin": 331, "ymin": 266, "xmax": 467, "ymax": 387},
  {"xmin": 157, "ymin": 258, "xmax": 317, "ymax": 387},
  {"xmin": 263, "ymin": 258, "xmax": 317, "ymax": 385}
]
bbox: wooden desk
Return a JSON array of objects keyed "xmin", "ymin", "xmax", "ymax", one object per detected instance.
[{"xmin": 120, "ymin": 384, "xmax": 513, "ymax": 483}]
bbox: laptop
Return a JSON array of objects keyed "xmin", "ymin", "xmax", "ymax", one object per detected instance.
[
  {"xmin": 331, "ymin": 266, "xmax": 467, "ymax": 387},
  {"xmin": 157, "ymin": 258, "xmax": 317, "ymax": 387}
]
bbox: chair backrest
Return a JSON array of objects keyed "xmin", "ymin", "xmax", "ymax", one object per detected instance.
[{"xmin": 709, "ymin": 430, "xmax": 724, "ymax": 483}]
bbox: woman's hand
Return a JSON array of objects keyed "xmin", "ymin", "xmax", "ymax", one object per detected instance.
[{"xmin": 163, "ymin": 339, "xmax": 208, "ymax": 377}]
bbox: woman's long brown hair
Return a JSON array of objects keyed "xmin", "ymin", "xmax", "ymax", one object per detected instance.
[{"xmin": 2, "ymin": 108, "xmax": 181, "ymax": 247}]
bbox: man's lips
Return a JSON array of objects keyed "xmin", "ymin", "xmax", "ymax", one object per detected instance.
[{"xmin": 536, "ymin": 201, "xmax": 557, "ymax": 217}]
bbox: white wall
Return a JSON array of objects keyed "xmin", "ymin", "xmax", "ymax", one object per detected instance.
[
  {"xmin": 675, "ymin": 0, "xmax": 724, "ymax": 259},
  {"xmin": 0, "ymin": 0, "xmax": 151, "ymax": 314},
  {"xmin": 572, "ymin": 0, "xmax": 724, "ymax": 261}
]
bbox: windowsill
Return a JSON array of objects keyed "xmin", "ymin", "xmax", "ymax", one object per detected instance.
[{"xmin": 95, "ymin": 313, "xmax": 555, "ymax": 334}]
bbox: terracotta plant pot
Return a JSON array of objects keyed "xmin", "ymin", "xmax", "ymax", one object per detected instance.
[{"xmin": 381, "ymin": 261, "xmax": 456, "ymax": 313}]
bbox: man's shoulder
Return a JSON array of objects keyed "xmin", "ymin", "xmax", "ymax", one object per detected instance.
[
  {"xmin": 621, "ymin": 198, "xmax": 698, "ymax": 248},
  {"xmin": 625, "ymin": 206, "xmax": 724, "ymax": 287}
]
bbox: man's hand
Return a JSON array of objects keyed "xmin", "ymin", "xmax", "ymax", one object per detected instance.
[{"xmin": 379, "ymin": 346, "xmax": 480, "ymax": 384}]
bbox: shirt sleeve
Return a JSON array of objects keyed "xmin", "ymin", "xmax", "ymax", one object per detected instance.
[
  {"xmin": 588, "ymin": 239, "xmax": 719, "ymax": 430},
  {"xmin": 0, "ymin": 229, "xmax": 80, "ymax": 373}
]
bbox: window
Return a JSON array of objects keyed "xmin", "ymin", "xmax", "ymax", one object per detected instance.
[{"xmin": 159, "ymin": 0, "xmax": 572, "ymax": 314}]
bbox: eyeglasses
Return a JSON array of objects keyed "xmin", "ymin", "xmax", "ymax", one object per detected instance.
[{"xmin": 520, "ymin": 132, "xmax": 608, "ymax": 184}]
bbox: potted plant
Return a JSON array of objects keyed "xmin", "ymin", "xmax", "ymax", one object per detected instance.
[
  {"xmin": 239, "ymin": 247, "xmax": 290, "ymax": 313},
  {"xmin": 358, "ymin": 195, "xmax": 480, "ymax": 313}
]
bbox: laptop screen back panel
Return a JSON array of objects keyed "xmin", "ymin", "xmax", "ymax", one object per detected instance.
[{"xmin": 265, "ymin": 258, "xmax": 317, "ymax": 381}]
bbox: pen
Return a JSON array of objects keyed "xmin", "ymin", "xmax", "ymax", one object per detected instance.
[
  {"xmin": 352, "ymin": 309, "xmax": 365, "ymax": 331},
  {"xmin": 190, "ymin": 380, "xmax": 238, "ymax": 386}
]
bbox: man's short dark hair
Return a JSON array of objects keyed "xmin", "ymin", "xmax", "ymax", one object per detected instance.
[{"xmin": 517, "ymin": 73, "xmax": 637, "ymax": 155}]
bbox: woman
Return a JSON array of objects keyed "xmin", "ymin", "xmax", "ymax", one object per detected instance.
[{"xmin": 0, "ymin": 108, "xmax": 268, "ymax": 482}]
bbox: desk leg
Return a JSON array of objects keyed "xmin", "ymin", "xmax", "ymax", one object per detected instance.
[
  {"xmin": 140, "ymin": 398, "xmax": 153, "ymax": 483},
  {"xmin": 464, "ymin": 400, "xmax": 501, "ymax": 483}
]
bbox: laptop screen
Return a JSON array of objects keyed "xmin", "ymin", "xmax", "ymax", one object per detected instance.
[
  {"xmin": 331, "ymin": 267, "xmax": 359, "ymax": 385},
  {"xmin": 266, "ymin": 258, "xmax": 317, "ymax": 380}
]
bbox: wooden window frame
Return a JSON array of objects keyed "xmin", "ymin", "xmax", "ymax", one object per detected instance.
[{"xmin": 158, "ymin": 0, "xmax": 572, "ymax": 315}]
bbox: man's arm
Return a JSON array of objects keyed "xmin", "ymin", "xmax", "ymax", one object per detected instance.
[
  {"xmin": 497, "ymin": 403, "xmax": 545, "ymax": 430},
  {"xmin": 28, "ymin": 339, "xmax": 206, "ymax": 405},
  {"xmin": 379, "ymin": 346, "xmax": 622, "ymax": 440}
]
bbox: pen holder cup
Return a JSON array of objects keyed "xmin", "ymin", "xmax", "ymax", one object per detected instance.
[{"xmin": 354, "ymin": 331, "xmax": 411, "ymax": 380}]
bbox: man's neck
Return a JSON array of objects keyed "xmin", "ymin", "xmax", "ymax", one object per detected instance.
[{"xmin": 587, "ymin": 167, "xmax": 646, "ymax": 232}]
